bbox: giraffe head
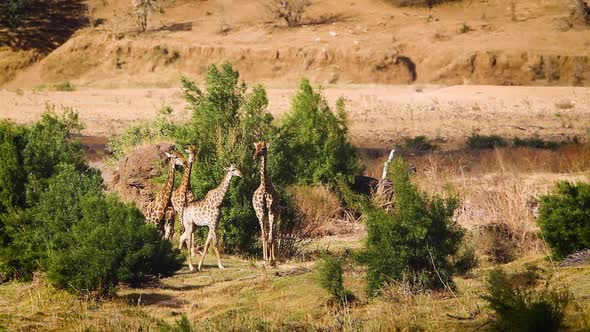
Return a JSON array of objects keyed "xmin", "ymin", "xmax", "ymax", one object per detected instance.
[
  {"xmin": 253, "ymin": 141, "xmax": 269, "ymax": 160},
  {"xmin": 185, "ymin": 144, "xmax": 197, "ymax": 164},
  {"xmin": 224, "ymin": 164, "xmax": 243, "ymax": 178},
  {"xmin": 165, "ymin": 150, "xmax": 186, "ymax": 167}
]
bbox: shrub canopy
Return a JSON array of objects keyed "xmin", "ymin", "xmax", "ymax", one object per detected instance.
[
  {"xmin": 0, "ymin": 110, "xmax": 183, "ymax": 295},
  {"xmin": 359, "ymin": 158, "xmax": 464, "ymax": 296},
  {"xmin": 538, "ymin": 181, "xmax": 590, "ymax": 259}
]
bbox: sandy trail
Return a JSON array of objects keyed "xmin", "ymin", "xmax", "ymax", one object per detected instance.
[{"xmin": 1, "ymin": 85, "xmax": 589, "ymax": 148}]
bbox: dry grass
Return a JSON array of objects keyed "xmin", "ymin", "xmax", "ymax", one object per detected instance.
[
  {"xmin": 362, "ymin": 145, "xmax": 590, "ymax": 262},
  {"xmin": 289, "ymin": 184, "xmax": 355, "ymax": 237},
  {"xmin": 2, "ymin": 252, "xmax": 588, "ymax": 331}
]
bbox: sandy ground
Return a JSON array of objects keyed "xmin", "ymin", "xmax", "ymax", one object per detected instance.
[{"xmin": 1, "ymin": 84, "xmax": 589, "ymax": 148}]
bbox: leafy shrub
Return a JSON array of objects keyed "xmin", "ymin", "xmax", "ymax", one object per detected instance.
[
  {"xmin": 317, "ymin": 253, "xmax": 352, "ymax": 303},
  {"xmin": 399, "ymin": 135, "xmax": 437, "ymax": 152},
  {"xmin": 513, "ymin": 137, "xmax": 560, "ymax": 150},
  {"xmin": 46, "ymin": 193, "xmax": 183, "ymax": 296},
  {"xmin": 273, "ymin": 80, "xmax": 359, "ymax": 186},
  {"xmin": 107, "ymin": 115, "xmax": 182, "ymax": 161},
  {"xmin": 53, "ymin": 82, "xmax": 75, "ymax": 92},
  {"xmin": 359, "ymin": 158, "xmax": 465, "ymax": 296},
  {"xmin": 452, "ymin": 245, "xmax": 477, "ymax": 275},
  {"xmin": 482, "ymin": 268, "xmax": 571, "ymax": 332},
  {"xmin": 0, "ymin": 110, "xmax": 183, "ymax": 295},
  {"xmin": 538, "ymin": 181, "xmax": 590, "ymax": 259},
  {"xmin": 159, "ymin": 314, "xmax": 194, "ymax": 332},
  {"xmin": 181, "ymin": 63, "xmax": 275, "ymax": 254},
  {"xmin": 466, "ymin": 134, "xmax": 507, "ymax": 149},
  {"xmin": 0, "ymin": 0, "xmax": 30, "ymax": 28},
  {"xmin": 179, "ymin": 64, "xmax": 358, "ymax": 256}
]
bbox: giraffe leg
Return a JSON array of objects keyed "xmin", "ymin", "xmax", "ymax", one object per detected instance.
[
  {"xmin": 254, "ymin": 204, "xmax": 268, "ymax": 262},
  {"xmin": 178, "ymin": 221, "xmax": 189, "ymax": 250},
  {"xmin": 211, "ymin": 233, "xmax": 224, "ymax": 269},
  {"xmin": 197, "ymin": 230, "xmax": 213, "ymax": 271},
  {"xmin": 164, "ymin": 207, "xmax": 175, "ymax": 241},
  {"xmin": 268, "ymin": 211, "xmax": 276, "ymax": 266},
  {"xmin": 183, "ymin": 223, "xmax": 195, "ymax": 271}
]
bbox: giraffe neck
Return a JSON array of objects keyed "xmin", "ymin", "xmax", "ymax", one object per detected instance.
[
  {"xmin": 208, "ymin": 171, "xmax": 234, "ymax": 208},
  {"xmin": 178, "ymin": 155, "xmax": 193, "ymax": 193},
  {"xmin": 159, "ymin": 159, "xmax": 176, "ymax": 200},
  {"xmin": 259, "ymin": 154, "xmax": 268, "ymax": 188}
]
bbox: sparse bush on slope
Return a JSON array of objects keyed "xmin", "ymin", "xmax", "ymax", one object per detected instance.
[
  {"xmin": 359, "ymin": 158, "xmax": 465, "ymax": 296},
  {"xmin": 538, "ymin": 181, "xmax": 590, "ymax": 259}
]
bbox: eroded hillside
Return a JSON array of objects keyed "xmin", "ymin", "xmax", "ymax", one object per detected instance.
[{"xmin": 1, "ymin": 0, "xmax": 589, "ymax": 88}]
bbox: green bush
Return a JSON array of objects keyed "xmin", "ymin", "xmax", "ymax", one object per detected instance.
[
  {"xmin": 0, "ymin": 110, "xmax": 183, "ymax": 295},
  {"xmin": 538, "ymin": 181, "xmax": 590, "ymax": 259},
  {"xmin": 399, "ymin": 135, "xmax": 437, "ymax": 152},
  {"xmin": 359, "ymin": 158, "xmax": 464, "ymax": 296},
  {"xmin": 159, "ymin": 315, "xmax": 194, "ymax": 332},
  {"xmin": 512, "ymin": 137, "xmax": 560, "ymax": 150},
  {"xmin": 482, "ymin": 268, "xmax": 571, "ymax": 332},
  {"xmin": 272, "ymin": 80, "xmax": 359, "ymax": 185},
  {"xmin": 181, "ymin": 63, "xmax": 274, "ymax": 254},
  {"xmin": 466, "ymin": 134, "xmax": 507, "ymax": 149},
  {"xmin": 46, "ymin": 193, "xmax": 183, "ymax": 296},
  {"xmin": 317, "ymin": 253, "xmax": 352, "ymax": 303},
  {"xmin": 179, "ymin": 64, "xmax": 358, "ymax": 255},
  {"xmin": 107, "ymin": 115, "xmax": 182, "ymax": 161}
]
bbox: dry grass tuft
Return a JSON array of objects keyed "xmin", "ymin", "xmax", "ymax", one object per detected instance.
[{"xmin": 289, "ymin": 184, "xmax": 357, "ymax": 237}]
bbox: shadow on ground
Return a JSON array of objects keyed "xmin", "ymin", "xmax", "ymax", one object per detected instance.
[{"xmin": 0, "ymin": 0, "xmax": 88, "ymax": 53}]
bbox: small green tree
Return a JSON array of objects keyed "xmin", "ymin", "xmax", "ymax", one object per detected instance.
[
  {"xmin": 538, "ymin": 181, "xmax": 590, "ymax": 259},
  {"xmin": 317, "ymin": 253, "xmax": 352, "ymax": 303},
  {"xmin": 360, "ymin": 158, "xmax": 464, "ymax": 296}
]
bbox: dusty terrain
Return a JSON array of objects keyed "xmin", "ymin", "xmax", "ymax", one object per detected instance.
[
  {"xmin": 1, "ymin": 84, "xmax": 589, "ymax": 148},
  {"xmin": 1, "ymin": 0, "xmax": 590, "ymax": 88}
]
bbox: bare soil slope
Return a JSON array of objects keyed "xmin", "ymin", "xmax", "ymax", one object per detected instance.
[{"xmin": 2, "ymin": 0, "xmax": 590, "ymax": 88}]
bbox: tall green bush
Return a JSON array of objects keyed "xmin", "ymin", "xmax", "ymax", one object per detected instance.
[
  {"xmin": 538, "ymin": 181, "xmax": 590, "ymax": 259},
  {"xmin": 181, "ymin": 63, "xmax": 274, "ymax": 253},
  {"xmin": 179, "ymin": 64, "xmax": 358, "ymax": 255},
  {"xmin": 272, "ymin": 80, "xmax": 359, "ymax": 185},
  {"xmin": 359, "ymin": 158, "xmax": 464, "ymax": 296}
]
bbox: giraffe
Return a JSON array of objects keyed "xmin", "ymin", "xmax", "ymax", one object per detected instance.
[
  {"xmin": 179, "ymin": 165, "xmax": 242, "ymax": 271},
  {"xmin": 145, "ymin": 149, "xmax": 185, "ymax": 235},
  {"xmin": 252, "ymin": 141, "xmax": 280, "ymax": 265},
  {"xmin": 169, "ymin": 144, "xmax": 197, "ymax": 243}
]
